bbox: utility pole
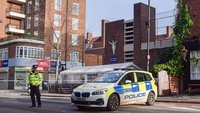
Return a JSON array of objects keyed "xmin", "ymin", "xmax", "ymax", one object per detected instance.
[
  {"xmin": 65, "ymin": 0, "xmax": 69, "ymax": 70},
  {"xmin": 147, "ymin": 0, "xmax": 151, "ymax": 71}
]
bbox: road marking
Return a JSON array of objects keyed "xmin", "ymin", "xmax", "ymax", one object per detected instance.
[{"xmin": 172, "ymin": 107, "xmax": 200, "ymax": 112}]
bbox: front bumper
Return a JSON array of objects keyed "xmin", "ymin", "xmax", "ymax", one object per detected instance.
[{"xmin": 71, "ymin": 93, "xmax": 108, "ymax": 107}]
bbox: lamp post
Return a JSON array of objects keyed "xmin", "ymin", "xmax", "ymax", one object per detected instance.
[{"xmin": 147, "ymin": 0, "xmax": 151, "ymax": 71}]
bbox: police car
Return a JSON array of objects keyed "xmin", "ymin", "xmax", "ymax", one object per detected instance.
[{"xmin": 71, "ymin": 69, "xmax": 157, "ymax": 111}]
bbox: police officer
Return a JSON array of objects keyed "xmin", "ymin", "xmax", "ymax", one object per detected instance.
[{"xmin": 28, "ymin": 65, "xmax": 43, "ymax": 107}]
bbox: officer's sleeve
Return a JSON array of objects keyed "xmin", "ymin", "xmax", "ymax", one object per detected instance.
[
  {"xmin": 27, "ymin": 73, "xmax": 30, "ymax": 85},
  {"xmin": 38, "ymin": 73, "xmax": 43, "ymax": 86}
]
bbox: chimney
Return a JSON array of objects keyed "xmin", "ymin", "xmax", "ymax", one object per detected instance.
[
  {"xmin": 101, "ymin": 19, "xmax": 109, "ymax": 47},
  {"xmin": 166, "ymin": 26, "xmax": 173, "ymax": 38}
]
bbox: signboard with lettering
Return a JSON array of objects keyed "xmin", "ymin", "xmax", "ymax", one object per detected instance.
[
  {"xmin": 110, "ymin": 57, "xmax": 118, "ymax": 62},
  {"xmin": 0, "ymin": 60, "xmax": 8, "ymax": 68},
  {"xmin": 37, "ymin": 60, "xmax": 50, "ymax": 68}
]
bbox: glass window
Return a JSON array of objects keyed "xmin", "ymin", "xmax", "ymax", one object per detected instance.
[
  {"xmin": 34, "ymin": 14, "xmax": 39, "ymax": 27},
  {"xmin": 27, "ymin": 17, "xmax": 31, "ymax": 29},
  {"xmin": 0, "ymin": 48, "xmax": 8, "ymax": 60},
  {"xmin": 72, "ymin": 3, "xmax": 79, "ymax": 15},
  {"xmin": 54, "ymin": 14, "xmax": 61, "ymax": 27},
  {"xmin": 92, "ymin": 72, "xmax": 124, "ymax": 83},
  {"xmin": 136, "ymin": 72, "xmax": 146, "ymax": 82},
  {"xmin": 27, "ymin": 1, "xmax": 32, "ymax": 13},
  {"xmin": 119, "ymin": 72, "xmax": 134, "ymax": 85},
  {"xmin": 53, "ymin": 31, "xmax": 61, "ymax": 43},
  {"xmin": 35, "ymin": 0, "xmax": 39, "ymax": 11},
  {"xmin": 55, "ymin": 0, "xmax": 62, "ymax": 11},
  {"xmin": 51, "ymin": 49, "xmax": 60, "ymax": 60},
  {"xmin": 16, "ymin": 46, "xmax": 44, "ymax": 59},
  {"xmin": 72, "ymin": 18, "xmax": 78, "ymax": 31},
  {"xmin": 70, "ymin": 51, "xmax": 79, "ymax": 62},
  {"xmin": 190, "ymin": 51, "xmax": 200, "ymax": 80},
  {"xmin": 34, "ymin": 30, "xmax": 38, "ymax": 36},
  {"xmin": 71, "ymin": 34, "xmax": 78, "ymax": 46}
]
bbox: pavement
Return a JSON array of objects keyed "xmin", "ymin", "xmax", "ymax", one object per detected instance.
[{"xmin": 0, "ymin": 90, "xmax": 200, "ymax": 104}]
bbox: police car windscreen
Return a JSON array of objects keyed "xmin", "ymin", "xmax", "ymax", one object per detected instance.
[{"xmin": 92, "ymin": 72, "xmax": 123, "ymax": 83}]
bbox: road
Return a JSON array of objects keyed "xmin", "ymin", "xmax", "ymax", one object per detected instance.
[{"xmin": 0, "ymin": 94, "xmax": 200, "ymax": 113}]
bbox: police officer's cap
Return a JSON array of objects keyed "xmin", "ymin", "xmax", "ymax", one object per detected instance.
[{"xmin": 32, "ymin": 65, "xmax": 38, "ymax": 68}]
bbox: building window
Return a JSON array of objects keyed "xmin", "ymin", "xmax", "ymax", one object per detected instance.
[
  {"xmin": 34, "ymin": 30, "xmax": 38, "ymax": 36},
  {"xmin": 16, "ymin": 46, "xmax": 44, "ymax": 59},
  {"xmin": 70, "ymin": 51, "xmax": 79, "ymax": 62},
  {"xmin": 0, "ymin": 48, "xmax": 8, "ymax": 60},
  {"xmin": 55, "ymin": 0, "xmax": 62, "ymax": 11},
  {"xmin": 54, "ymin": 14, "xmax": 61, "ymax": 27},
  {"xmin": 72, "ymin": 18, "xmax": 78, "ymax": 31},
  {"xmin": 35, "ymin": 0, "xmax": 40, "ymax": 11},
  {"xmin": 27, "ymin": 1, "xmax": 32, "ymax": 13},
  {"xmin": 27, "ymin": 17, "xmax": 31, "ymax": 29},
  {"xmin": 71, "ymin": 34, "xmax": 78, "ymax": 46},
  {"xmin": 34, "ymin": 14, "xmax": 39, "ymax": 27},
  {"xmin": 72, "ymin": 3, "xmax": 79, "ymax": 15},
  {"xmin": 190, "ymin": 51, "xmax": 200, "ymax": 80},
  {"xmin": 51, "ymin": 49, "xmax": 61, "ymax": 60},
  {"xmin": 53, "ymin": 31, "xmax": 61, "ymax": 43}
]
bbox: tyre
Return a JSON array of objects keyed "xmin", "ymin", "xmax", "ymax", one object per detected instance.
[
  {"xmin": 146, "ymin": 91, "xmax": 155, "ymax": 105},
  {"xmin": 107, "ymin": 93, "xmax": 119, "ymax": 111},
  {"xmin": 76, "ymin": 106, "xmax": 88, "ymax": 110}
]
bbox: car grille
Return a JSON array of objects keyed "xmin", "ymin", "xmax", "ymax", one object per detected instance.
[
  {"xmin": 74, "ymin": 92, "xmax": 81, "ymax": 97},
  {"xmin": 82, "ymin": 92, "xmax": 90, "ymax": 98},
  {"xmin": 74, "ymin": 92, "xmax": 90, "ymax": 98}
]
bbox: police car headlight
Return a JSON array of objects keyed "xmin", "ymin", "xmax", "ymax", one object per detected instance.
[{"xmin": 92, "ymin": 89, "xmax": 108, "ymax": 95}]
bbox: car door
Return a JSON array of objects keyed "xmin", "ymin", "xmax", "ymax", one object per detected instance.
[
  {"xmin": 135, "ymin": 72, "xmax": 148, "ymax": 101},
  {"xmin": 115, "ymin": 72, "xmax": 135, "ymax": 104}
]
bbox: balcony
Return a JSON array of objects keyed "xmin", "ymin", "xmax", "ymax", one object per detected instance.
[
  {"xmin": 6, "ymin": 24, "xmax": 25, "ymax": 34},
  {"xmin": 7, "ymin": 0, "xmax": 26, "ymax": 4},
  {"xmin": 6, "ymin": 7, "xmax": 25, "ymax": 19}
]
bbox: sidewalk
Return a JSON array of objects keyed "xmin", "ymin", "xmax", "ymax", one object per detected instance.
[
  {"xmin": 156, "ymin": 95, "xmax": 200, "ymax": 104},
  {"xmin": 1, "ymin": 90, "xmax": 200, "ymax": 104}
]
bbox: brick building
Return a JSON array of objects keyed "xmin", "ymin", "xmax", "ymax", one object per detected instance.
[
  {"xmin": 0, "ymin": 0, "xmax": 86, "ymax": 90},
  {"xmin": 85, "ymin": 3, "xmax": 174, "ymax": 71},
  {"xmin": 182, "ymin": 0, "xmax": 200, "ymax": 91}
]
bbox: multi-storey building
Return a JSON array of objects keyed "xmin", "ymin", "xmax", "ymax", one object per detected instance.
[
  {"xmin": 0, "ymin": 0, "xmax": 86, "ymax": 90},
  {"xmin": 85, "ymin": 2, "xmax": 174, "ymax": 71}
]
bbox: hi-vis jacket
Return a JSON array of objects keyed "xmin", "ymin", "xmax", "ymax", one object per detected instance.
[{"xmin": 28, "ymin": 72, "xmax": 43, "ymax": 86}]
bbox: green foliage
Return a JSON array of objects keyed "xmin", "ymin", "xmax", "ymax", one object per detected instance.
[{"xmin": 153, "ymin": 0, "xmax": 193, "ymax": 76}]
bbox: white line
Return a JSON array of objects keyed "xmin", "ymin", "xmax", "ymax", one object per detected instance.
[{"xmin": 172, "ymin": 107, "xmax": 200, "ymax": 112}]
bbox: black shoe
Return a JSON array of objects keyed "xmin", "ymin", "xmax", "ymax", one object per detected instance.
[
  {"xmin": 38, "ymin": 105, "xmax": 41, "ymax": 108},
  {"xmin": 30, "ymin": 105, "xmax": 36, "ymax": 108}
]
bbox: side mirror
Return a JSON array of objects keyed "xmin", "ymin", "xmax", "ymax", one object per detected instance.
[{"xmin": 125, "ymin": 80, "xmax": 132, "ymax": 84}]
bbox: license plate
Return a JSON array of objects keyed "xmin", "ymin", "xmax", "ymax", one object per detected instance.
[{"xmin": 77, "ymin": 98, "xmax": 86, "ymax": 101}]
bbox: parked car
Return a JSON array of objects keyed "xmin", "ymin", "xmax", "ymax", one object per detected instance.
[{"xmin": 71, "ymin": 69, "xmax": 157, "ymax": 111}]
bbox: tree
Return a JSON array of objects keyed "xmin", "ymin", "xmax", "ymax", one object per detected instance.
[{"xmin": 153, "ymin": 0, "xmax": 193, "ymax": 76}]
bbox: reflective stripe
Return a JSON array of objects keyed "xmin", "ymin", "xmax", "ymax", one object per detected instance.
[
  {"xmin": 145, "ymin": 81, "xmax": 152, "ymax": 90},
  {"xmin": 131, "ymin": 83, "xmax": 139, "ymax": 92},
  {"xmin": 138, "ymin": 82, "xmax": 146, "ymax": 92},
  {"xmin": 114, "ymin": 86, "xmax": 124, "ymax": 94},
  {"xmin": 106, "ymin": 87, "xmax": 115, "ymax": 97}
]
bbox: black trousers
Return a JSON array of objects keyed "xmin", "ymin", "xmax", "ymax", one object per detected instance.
[{"xmin": 30, "ymin": 85, "xmax": 41, "ymax": 106}]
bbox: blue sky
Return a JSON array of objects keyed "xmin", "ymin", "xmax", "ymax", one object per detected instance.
[{"xmin": 86, "ymin": 0, "xmax": 177, "ymax": 37}]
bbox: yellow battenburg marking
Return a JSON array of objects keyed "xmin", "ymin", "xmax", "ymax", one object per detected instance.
[
  {"xmin": 138, "ymin": 82, "xmax": 146, "ymax": 92},
  {"xmin": 123, "ymin": 84, "xmax": 132, "ymax": 94},
  {"xmin": 151, "ymin": 81, "xmax": 157, "ymax": 91},
  {"xmin": 106, "ymin": 87, "xmax": 115, "ymax": 97}
]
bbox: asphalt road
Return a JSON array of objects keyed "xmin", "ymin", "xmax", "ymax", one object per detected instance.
[{"xmin": 0, "ymin": 95, "xmax": 200, "ymax": 113}]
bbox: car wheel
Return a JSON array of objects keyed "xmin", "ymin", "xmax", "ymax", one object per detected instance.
[
  {"xmin": 107, "ymin": 93, "xmax": 119, "ymax": 111},
  {"xmin": 76, "ymin": 106, "xmax": 87, "ymax": 110},
  {"xmin": 146, "ymin": 91, "xmax": 155, "ymax": 105}
]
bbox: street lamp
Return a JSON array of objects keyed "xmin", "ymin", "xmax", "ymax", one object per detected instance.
[{"xmin": 147, "ymin": 0, "xmax": 151, "ymax": 71}]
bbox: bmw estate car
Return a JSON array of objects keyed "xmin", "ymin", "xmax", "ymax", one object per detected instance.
[{"xmin": 71, "ymin": 69, "xmax": 157, "ymax": 111}]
